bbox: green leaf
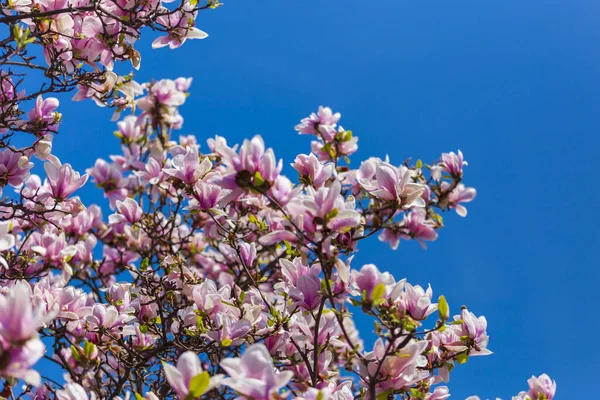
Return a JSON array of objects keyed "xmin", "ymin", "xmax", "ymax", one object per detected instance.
[
  {"xmin": 221, "ymin": 338, "xmax": 233, "ymax": 347},
  {"xmin": 416, "ymin": 159, "xmax": 423, "ymax": 169},
  {"xmin": 139, "ymin": 324, "xmax": 149, "ymax": 334},
  {"xmin": 253, "ymin": 170, "xmax": 265, "ymax": 187},
  {"xmin": 438, "ymin": 295, "xmax": 449, "ymax": 321},
  {"xmin": 83, "ymin": 340, "xmax": 96, "ymax": 357},
  {"xmin": 134, "ymin": 393, "xmax": 145, "ymax": 400},
  {"xmin": 371, "ymin": 283, "xmax": 386, "ymax": 303},
  {"xmin": 70, "ymin": 345, "xmax": 81, "ymax": 362},
  {"xmin": 320, "ymin": 279, "xmax": 333, "ymax": 294},
  {"xmin": 248, "ymin": 214, "xmax": 259, "ymax": 225},
  {"xmin": 140, "ymin": 258, "xmax": 149, "ymax": 271},
  {"xmin": 376, "ymin": 389, "xmax": 393, "ymax": 400},
  {"xmin": 188, "ymin": 371, "xmax": 210, "ymax": 398},
  {"xmin": 456, "ymin": 352, "xmax": 469, "ymax": 364},
  {"xmin": 325, "ymin": 208, "xmax": 339, "ymax": 221}
]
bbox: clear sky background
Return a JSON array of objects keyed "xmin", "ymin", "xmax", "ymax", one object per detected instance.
[{"xmin": 44, "ymin": 0, "xmax": 600, "ymax": 397}]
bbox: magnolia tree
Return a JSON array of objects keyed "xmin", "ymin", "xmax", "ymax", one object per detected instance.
[{"xmin": 0, "ymin": 2, "xmax": 556, "ymax": 400}]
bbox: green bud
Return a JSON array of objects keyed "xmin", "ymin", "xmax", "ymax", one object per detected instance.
[
  {"xmin": 187, "ymin": 371, "xmax": 210, "ymax": 399},
  {"xmin": 140, "ymin": 258, "xmax": 149, "ymax": 271},
  {"xmin": 371, "ymin": 283, "xmax": 386, "ymax": 303},
  {"xmin": 253, "ymin": 170, "xmax": 265, "ymax": 187},
  {"xmin": 438, "ymin": 295, "xmax": 449, "ymax": 321},
  {"xmin": 456, "ymin": 352, "xmax": 469, "ymax": 364}
]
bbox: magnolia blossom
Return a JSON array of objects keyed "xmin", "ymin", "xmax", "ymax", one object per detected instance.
[
  {"xmin": 0, "ymin": 282, "xmax": 48, "ymax": 386},
  {"xmin": 0, "ymin": 148, "xmax": 33, "ymax": 188},
  {"xmin": 295, "ymin": 106, "xmax": 341, "ymax": 141},
  {"xmin": 359, "ymin": 163, "xmax": 426, "ymax": 209},
  {"xmin": 44, "ymin": 159, "xmax": 88, "ymax": 200},
  {"xmin": 56, "ymin": 382, "xmax": 96, "ymax": 400},
  {"xmin": 221, "ymin": 344, "xmax": 294, "ymax": 400},
  {"xmin": 292, "ymin": 153, "xmax": 334, "ymax": 188},
  {"xmin": 163, "ymin": 351, "xmax": 222, "ymax": 399},
  {"xmin": 442, "ymin": 182, "xmax": 477, "ymax": 217},
  {"xmin": 445, "ymin": 308, "xmax": 492, "ymax": 356},
  {"xmin": 109, "ymin": 198, "xmax": 143, "ymax": 224},
  {"xmin": 163, "ymin": 149, "xmax": 212, "ymax": 184},
  {"xmin": 152, "ymin": 7, "xmax": 208, "ymax": 50},
  {"xmin": 440, "ymin": 150, "xmax": 467, "ymax": 177},
  {"xmin": 26, "ymin": 95, "xmax": 61, "ymax": 134},
  {"xmin": 0, "ymin": 221, "xmax": 15, "ymax": 263},
  {"xmin": 527, "ymin": 374, "xmax": 556, "ymax": 399}
]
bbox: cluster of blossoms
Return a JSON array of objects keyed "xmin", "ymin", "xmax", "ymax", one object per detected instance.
[
  {"xmin": 0, "ymin": 0, "xmax": 220, "ymax": 155},
  {"xmin": 0, "ymin": 74, "xmax": 555, "ymax": 399}
]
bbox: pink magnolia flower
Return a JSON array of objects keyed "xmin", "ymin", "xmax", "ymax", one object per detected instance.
[
  {"xmin": 441, "ymin": 150, "xmax": 467, "ymax": 177},
  {"xmin": 290, "ymin": 180, "xmax": 361, "ymax": 234},
  {"xmin": 221, "ymin": 343, "xmax": 294, "ymax": 400},
  {"xmin": 359, "ymin": 163, "xmax": 426, "ymax": 209},
  {"xmin": 216, "ymin": 135, "xmax": 283, "ymax": 193},
  {"xmin": 191, "ymin": 181, "xmax": 227, "ymax": 210},
  {"xmin": 56, "ymin": 382, "xmax": 95, "ymax": 400},
  {"xmin": 44, "ymin": 159, "xmax": 88, "ymax": 200},
  {"xmin": 204, "ymin": 314, "xmax": 251, "ymax": 346},
  {"xmin": 0, "ymin": 148, "xmax": 33, "ymax": 188},
  {"xmin": 116, "ymin": 115, "xmax": 144, "ymax": 142},
  {"xmin": 361, "ymin": 338, "xmax": 429, "ymax": 394},
  {"xmin": 33, "ymin": 134, "xmax": 53, "ymax": 160},
  {"xmin": 0, "ymin": 220, "xmax": 15, "ymax": 254},
  {"xmin": 239, "ymin": 242, "xmax": 257, "ymax": 267},
  {"xmin": 27, "ymin": 95, "xmax": 61, "ymax": 133},
  {"xmin": 310, "ymin": 125, "xmax": 358, "ymax": 160},
  {"xmin": 144, "ymin": 78, "xmax": 188, "ymax": 107},
  {"xmin": 109, "ymin": 197, "xmax": 143, "ymax": 224},
  {"xmin": 401, "ymin": 208, "xmax": 438, "ymax": 248},
  {"xmin": 164, "ymin": 149, "xmax": 212, "ymax": 184},
  {"xmin": 191, "ymin": 279, "xmax": 232, "ymax": 315},
  {"xmin": 152, "ymin": 9, "xmax": 208, "ymax": 50},
  {"xmin": 353, "ymin": 264, "xmax": 383, "ymax": 300},
  {"xmin": 295, "ymin": 106, "xmax": 341, "ymax": 142},
  {"xmin": 86, "ymin": 159, "xmax": 128, "ymax": 207},
  {"xmin": 427, "ymin": 386, "xmax": 450, "ymax": 400},
  {"xmin": 279, "ymin": 257, "xmax": 321, "ymax": 287},
  {"xmin": 85, "ymin": 304, "xmax": 133, "ymax": 338},
  {"xmin": 135, "ymin": 157, "xmax": 165, "ymax": 185},
  {"xmin": 446, "ymin": 308, "xmax": 492, "ymax": 356},
  {"xmin": 289, "ymin": 273, "xmax": 322, "ymax": 310},
  {"xmin": 378, "ymin": 208, "xmax": 438, "ymax": 250},
  {"xmin": 0, "ymin": 281, "xmax": 46, "ymax": 343},
  {"xmin": 258, "ymin": 229, "xmax": 298, "ymax": 246},
  {"xmin": 0, "ymin": 282, "xmax": 47, "ymax": 386},
  {"xmin": 527, "ymin": 374, "xmax": 556, "ymax": 400},
  {"xmin": 29, "ymin": 231, "xmax": 77, "ymax": 266},
  {"xmin": 163, "ymin": 351, "xmax": 222, "ymax": 399},
  {"xmin": 292, "ymin": 153, "xmax": 333, "ymax": 188},
  {"xmin": 0, "ymin": 338, "xmax": 45, "ymax": 386},
  {"xmin": 399, "ymin": 283, "xmax": 437, "ymax": 321},
  {"xmin": 442, "ymin": 182, "xmax": 477, "ymax": 217}
]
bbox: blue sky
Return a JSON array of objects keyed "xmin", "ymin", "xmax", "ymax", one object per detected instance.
[{"xmin": 44, "ymin": 0, "xmax": 600, "ymax": 397}]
